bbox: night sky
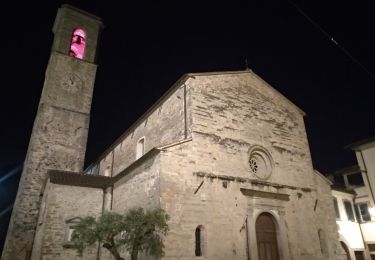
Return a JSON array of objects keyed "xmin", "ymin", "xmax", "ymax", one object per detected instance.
[{"xmin": 1, "ymin": 0, "xmax": 374, "ymax": 253}]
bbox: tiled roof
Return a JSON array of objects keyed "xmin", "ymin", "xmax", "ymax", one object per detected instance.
[{"xmin": 49, "ymin": 170, "xmax": 111, "ymax": 189}]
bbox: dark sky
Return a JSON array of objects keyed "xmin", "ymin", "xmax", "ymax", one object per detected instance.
[{"xmin": 0, "ymin": 0, "xmax": 374, "ymax": 252}]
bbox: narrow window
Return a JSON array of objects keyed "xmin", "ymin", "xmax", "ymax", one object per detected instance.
[
  {"xmin": 354, "ymin": 251, "xmax": 365, "ymax": 260},
  {"xmin": 333, "ymin": 198, "xmax": 340, "ymax": 220},
  {"xmin": 344, "ymin": 201, "xmax": 355, "ymax": 221},
  {"xmin": 367, "ymin": 243, "xmax": 375, "ymax": 259},
  {"xmin": 69, "ymin": 28, "xmax": 86, "ymax": 59},
  {"xmin": 63, "ymin": 217, "xmax": 81, "ymax": 248},
  {"xmin": 368, "ymin": 243, "xmax": 375, "ymax": 252},
  {"xmin": 38, "ymin": 193, "xmax": 48, "ymax": 225},
  {"xmin": 195, "ymin": 227, "xmax": 202, "ymax": 256},
  {"xmin": 136, "ymin": 137, "xmax": 145, "ymax": 159},
  {"xmin": 356, "ymin": 203, "xmax": 371, "ymax": 222},
  {"xmin": 104, "ymin": 165, "xmax": 111, "ymax": 177},
  {"xmin": 66, "ymin": 227, "xmax": 75, "ymax": 242},
  {"xmin": 318, "ymin": 229, "xmax": 328, "ymax": 256}
]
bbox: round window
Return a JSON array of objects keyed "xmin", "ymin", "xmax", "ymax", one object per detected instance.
[{"xmin": 248, "ymin": 146, "xmax": 274, "ymax": 180}]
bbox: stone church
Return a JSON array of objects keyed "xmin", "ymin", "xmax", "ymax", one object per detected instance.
[{"xmin": 2, "ymin": 4, "xmax": 343, "ymax": 260}]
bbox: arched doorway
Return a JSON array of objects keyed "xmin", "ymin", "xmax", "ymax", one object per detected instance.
[
  {"xmin": 256, "ymin": 213, "xmax": 280, "ymax": 260},
  {"xmin": 340, "ymin": 241, "xmax": 351, "ymax": 260}
]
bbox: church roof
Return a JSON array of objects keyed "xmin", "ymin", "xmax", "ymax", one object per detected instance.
[
  {"xmin": 49, "ymin": 170, "xmax": 111, "ymax": 189},
  {"xmin": 345, "ymin": 136, "xmax": 375, "ymax": 150},
  {"xmin": 49, "ymin": 147, "xmax": 163, "ymax": 188}
]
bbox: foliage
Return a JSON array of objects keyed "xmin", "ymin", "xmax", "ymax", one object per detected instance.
[{"xmin": 71, "ymin": 208, "xmax": 169, "ymax": 260}]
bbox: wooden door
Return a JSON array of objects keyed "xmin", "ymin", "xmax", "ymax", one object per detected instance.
[{"xmin": 256, "ymin": 213, "xmax": 279, "ymax": 260}]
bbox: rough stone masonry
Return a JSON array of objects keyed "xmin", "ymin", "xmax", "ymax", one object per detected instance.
[{"xmin": 2, "ymin": 4, "xmax": 343, "ymax": 260}]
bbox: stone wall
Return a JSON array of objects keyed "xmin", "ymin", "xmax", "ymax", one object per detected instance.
[
  {"xmin": 159, "ymin": 151, "xmax": 339, "ymax": 259},
  {"xmin": 110, "ymin": 153, "xmax": 161, "ymax": 260},
  {"xmin": 112, "ymin": 153, "xmax": 161, "ymax": 212},
  {"xmin": 31, "ymin": 182, "xmax": 103, "ymax": 260},
  {"xmin": 188, "ymin": 71, "xmax": 314, "ymax": 188},
  {"xmin": 312, "ymin": 172, "xmax": 342, "ymax": 258},
  {"xmin": 157, "ymin": 71, "xmax": 340, "ymax": 259},
  {"xmin": 160, "ymin": 141, "xmax": 249, "ymax": 260},
  {"xmin": 98, "ymin": 82, "xmax": 190, "ymax": 178}
]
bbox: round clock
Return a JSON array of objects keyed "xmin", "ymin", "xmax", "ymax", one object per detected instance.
[{"xmin": 61, "ymin": 73, "xmax": 83, "ymax": 93}]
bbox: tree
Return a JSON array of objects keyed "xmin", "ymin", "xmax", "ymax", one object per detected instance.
[{"xmin": 71, "ymin": 208, "xmax": 169, "ymax": 260}]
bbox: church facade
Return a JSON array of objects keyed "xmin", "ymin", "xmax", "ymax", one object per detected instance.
[{"xmin": 3, "ymin": 5, "xmax": 343, "ymax": 260}]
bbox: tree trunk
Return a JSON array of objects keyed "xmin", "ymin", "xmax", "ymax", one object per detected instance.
[
  {"xmin": 131, "ymin": 247, "xmax": 138, "ymax": 260},
  {"xmin": 103, "ymin": 243, "xmax": 125, "ymax": 260}
]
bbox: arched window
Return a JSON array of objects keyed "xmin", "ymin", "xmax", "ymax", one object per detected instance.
[
  {"xmin": 195, "ymin": 225, "xmax": 206, "ymax": 257},
  {"xmin": 69, "ymin": 28, "xmax": 86, "ymax": 59},
  {"xmin": 136, "ymin": 137, "xmax": 145, "ymax": 159}
]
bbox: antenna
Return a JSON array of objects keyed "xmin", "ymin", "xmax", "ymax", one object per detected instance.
[{"xmin": 288, "ymin": 0, "xmax": 375, "ymax": 81}]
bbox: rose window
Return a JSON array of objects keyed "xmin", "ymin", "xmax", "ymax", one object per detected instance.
[{"xmin": 248, "ymin": 146, "xmax": 274, "ymax": 180}]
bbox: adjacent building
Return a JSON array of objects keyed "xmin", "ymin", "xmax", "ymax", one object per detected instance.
[{"xmin": 331, "ymin": 136, "xmax": 375, "ymax": 260}]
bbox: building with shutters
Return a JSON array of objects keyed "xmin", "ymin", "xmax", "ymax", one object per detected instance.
[{"xmin": 331, "ymin": 138, "xmax": 375, "ymax": 260}]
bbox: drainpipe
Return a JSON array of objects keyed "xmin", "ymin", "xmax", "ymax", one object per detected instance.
[
  {"xmin": 359, "ymin": 151, "xmax": 375, "ymax": 206},
  {"xmin": 183, "ymin": 83, "xmax": 188, "ymax": 139}
]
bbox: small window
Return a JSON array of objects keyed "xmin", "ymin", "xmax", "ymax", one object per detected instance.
[
  {"xmin": 356, "ymin": 203, "xmax": 371, "ymax": 222},
  {"xmin": 66, "ymin": 227, "xmax": 75, "ymax": 242},
  {"xmin": 367, "ymin": 244, "xmax": 375, "ymax": 259},
  {"xmin": 69, "ymin": 28, "xmax": 86, "ymax": 59},
  {"xmin": 104, "ymin": 165, "xmax": 111, "ymax": 177},
  {"xmin": 195, "ymin": 225, "xmax": 206, "ymax": 257},
  {"xmin": 136, "ymin": 137, "xmax": 145, "ymax": 159},
  {"xmin": 38, "ymin": 193, "xmax": 48, "ymax": 225},
  {"xmin": 195, "ymin": 227, "xmax": 201, "ymax": 256},
  {"xmin": 318, "ymin": 229, "xmax": 328, "ymax": 256},
  {"xmin": 368, "ymin": 243, "xmax": 375, "ymax": 252},
  {"xmin": 354, "ymin": 251, "xmax": 365, "ymax": 260},
  {"xmin": 344, "ymin": 201, "xmax": 355, "ymax": 221},
  {"xmin": 333, "ymin": 198, "xmax": 340, "ymax": 220},
  {"xmin": 63, "ymin": 217, "xmax": 81, "ymax": 248}
]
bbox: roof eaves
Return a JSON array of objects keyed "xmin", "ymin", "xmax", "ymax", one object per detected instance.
[{"xmin": 345, "ymin": 136, "xmax": 375, "ymax": 150}]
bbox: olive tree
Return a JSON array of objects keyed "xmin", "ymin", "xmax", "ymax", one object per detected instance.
[{"xmin": 72, "ymin": 208, "xmax": 169, "ymax": 260}]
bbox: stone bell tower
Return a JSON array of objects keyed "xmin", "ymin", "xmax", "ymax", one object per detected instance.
[{"xmin": 2, "ymin": 5, "xmax": 103, "ymax": 260}]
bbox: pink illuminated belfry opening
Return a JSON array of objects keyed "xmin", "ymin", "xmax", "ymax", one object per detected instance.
[{"xmin": 69, "ymin": 28, "xmax": 86, "ymax": 59}]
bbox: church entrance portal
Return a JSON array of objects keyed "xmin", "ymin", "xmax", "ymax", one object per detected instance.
[{"xmin": 256, "ymin": 213, "xmax": 280, "ymax": 260}]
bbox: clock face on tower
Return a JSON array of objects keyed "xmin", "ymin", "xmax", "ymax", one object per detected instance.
[{"xmin": 60, "ymin": 73, "xmax": 83, "ymax": 93}]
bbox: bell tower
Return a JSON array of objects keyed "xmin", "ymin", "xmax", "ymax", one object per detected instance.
[{"xmin": 2, "ymin": 5, "xmax": 103, "ymax": 259}]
